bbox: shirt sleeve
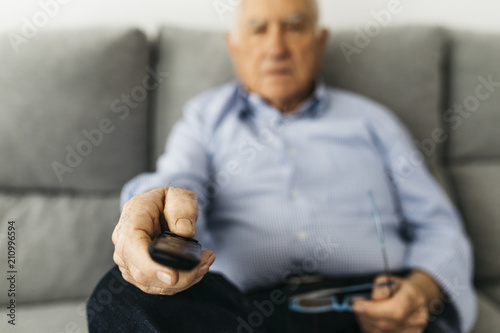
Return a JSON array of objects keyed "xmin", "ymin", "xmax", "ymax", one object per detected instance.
[
  {"xmin": 120, "ymin": 99, "xmax": 213, "ymax": 245},
  {"xmin": 371, "ymin": 110, "xmax": 477, "ymax": 332}
]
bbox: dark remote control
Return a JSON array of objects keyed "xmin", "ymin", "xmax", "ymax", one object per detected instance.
[{"xmin": 149, "ymin": 231, "xmax": 202, "ymax": 270}]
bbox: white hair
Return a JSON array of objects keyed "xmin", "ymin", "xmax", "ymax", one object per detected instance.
[{"xmin": 228, "ymin": 0, "xmax": 321, "ymax": 41}]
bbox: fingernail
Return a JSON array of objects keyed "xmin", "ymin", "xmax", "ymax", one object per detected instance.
[
  {"xmin": 157, "ymin": 271, "xmax": 172, "ymax": 285},
  {"xmin": 175, "ymin": 218, "xmax": 193, "ymax": 234}
]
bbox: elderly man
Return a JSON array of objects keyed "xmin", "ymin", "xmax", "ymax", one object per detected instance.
[{"xmin": 87, "ymin": 0, "xmax": 476, "ymax": 332}]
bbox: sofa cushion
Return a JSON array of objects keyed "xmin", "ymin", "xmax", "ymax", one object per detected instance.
[
  {"xmin": 479, "ymin": 283, "xmax": 500, "ymax": 309},
  {"xmin": 0, "ymin": 28, "xmax": 150, "ymax": 191},
  {"xmin": 0, "ymin": 194, "xmax": 118, "ymax": 303},
  {"xmin": 0, "ymin": 298, "xmax": 87, "ymax": 332},
  {"xmin": 447, "ymin": 30, "xmax": 500, "ymax": 282},
  {"xmin": 323, "ymin": 27, "xmax": 446, "ymax": 171},
  {"xmin": 470, "ymin": 291, "xmax": 500, "ymax": 333},
  {"xmin": 449, "ymin": 163, "xmax": 500, "ymax": 281},
  {"xmin": 152, "ymin": 26, "xmax": 450, "ymax": 192},
  {"xmin": 447, "ymin": 30, "xmax": 500, "ymax": 161},
  {"xmin": 151, "ymin": 27, "xmax": 235, "ymax": 164}
]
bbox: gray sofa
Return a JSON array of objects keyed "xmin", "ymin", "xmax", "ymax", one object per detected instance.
[{"xmin": 0, "ymin": 25, "xmax": 499, "ymax": 332}]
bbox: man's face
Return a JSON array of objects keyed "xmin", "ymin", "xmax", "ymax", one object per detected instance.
[{"xmin": 226, "ymin": 0, "xmax": 328, "ymax": 112}]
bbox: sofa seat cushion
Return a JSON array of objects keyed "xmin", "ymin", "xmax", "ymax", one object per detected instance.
[
  {"xmin": 0, "ymin": 298, "xmax": 87, "ymax": 332},
  {"xmin": 478, "ymin": 283, "xmax": 500, "ymax": 309},
  {"xmin": 470, "ymin": 291, "xmax": 500, "ymax": 333},
  {"xmin": 0, "ymin": 194, "xmax": 118, "ymax": 304}
]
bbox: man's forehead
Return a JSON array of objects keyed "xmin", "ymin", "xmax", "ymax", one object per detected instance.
[
  {"xmin": 239, "ymin": 0, "xmax": 316, "ymax": 22},
  {"xmin": 247, "ymin": 12, "xmax": 308, "ymax": 26}
]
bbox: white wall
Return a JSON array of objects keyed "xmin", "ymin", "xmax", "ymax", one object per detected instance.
[{"xmin": 1, "ymin": 0, "xmax": 500, "ymax": 37}]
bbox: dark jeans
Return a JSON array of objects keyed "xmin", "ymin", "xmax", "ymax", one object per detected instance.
[
  {"xmin": 87, "ymin": 266, "xmax": 364, "ymax": 333},
  {"xmin": 87, "ymin": 267, "xmax": 439, "ymax": 333}
]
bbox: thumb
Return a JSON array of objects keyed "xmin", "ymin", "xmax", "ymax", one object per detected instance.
[
  {"xmin": 371, "ymin": 275, "xmax": 398, "ymax": 301},
  {"xmin": 164, "ymin": 187, "xmax": 199, "ymax": 238}
]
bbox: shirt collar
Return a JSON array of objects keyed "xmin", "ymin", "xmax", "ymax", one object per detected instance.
[{"xmin": 236, "ymin": 78, "xmax": 328, "ymax": 120}]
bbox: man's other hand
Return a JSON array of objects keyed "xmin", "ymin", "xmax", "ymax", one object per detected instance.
[
  {"xmin": 352, "ymin": 271, "xmax": 441, "ymax": 333},
  {"xmin": 111, "ymin": 187, "xmax": 215, "ymax": 295}
]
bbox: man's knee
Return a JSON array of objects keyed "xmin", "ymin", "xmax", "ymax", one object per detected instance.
[
  {"xmin": 87, "ymin": 267, "xmax": 246, "ymax": 332},
  {"xmin": 86, "ymin": 266, "xmax": 135, "ymax": 330}
]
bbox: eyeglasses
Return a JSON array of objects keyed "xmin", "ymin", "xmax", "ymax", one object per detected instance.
[
  {"xmin": 288, "ymin": 192, "xmax": 395, "ymax": 313},
  {"xmin": 288, "ymin": 279, "xmax": 395, "ymax": 312}
]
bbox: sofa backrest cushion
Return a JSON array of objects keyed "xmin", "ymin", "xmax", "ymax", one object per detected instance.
[
  {"xmin": 0, "ymin": 28, "xmax": 149, "ymax": 192},
  {"xmin": 447, "ymin": 30, "xmax": 500, "ymax": 282},
  {"xmin": 151, "ymin": 27, "xmax": 235, "ymax": 165}
]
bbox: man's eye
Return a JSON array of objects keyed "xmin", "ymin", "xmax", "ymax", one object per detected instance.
[
  {"xmin": 252, "ymin": 26, "xmax": 266, "ymax": 34},
  {"xmin": 286, "ymin": 23, "xmax": 305, "ymax": 32}
]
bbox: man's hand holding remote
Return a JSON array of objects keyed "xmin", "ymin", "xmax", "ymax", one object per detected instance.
[{"xmin": 112, "ymin": 187, "xmax": 216, "ymax": 295}]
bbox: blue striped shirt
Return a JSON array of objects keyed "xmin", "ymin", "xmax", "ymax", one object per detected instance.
[{"xmin": 121, "ymin": 80, "xmax": 476, "ymax": 332}]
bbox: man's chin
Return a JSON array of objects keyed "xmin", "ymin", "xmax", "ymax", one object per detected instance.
[{"xmin": 259, "ymin": 82, "xmax": 298, "ymax": 102}]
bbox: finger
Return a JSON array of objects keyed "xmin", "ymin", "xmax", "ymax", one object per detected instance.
[
  {"xmin": 353, "ymin": 282, "xmax": 416, "ymax": 321},
  {"xmin": 355, "ymin": 314, "xmax": 404, "ymax": 332},
  {"xmin": 408, "ymin": 307, "xmax": 429, "ymax": 327},
  {"xmin": 371, "ymin": 275, "xmax": 400, "ymax": 301},
  {"xmin": 141, "ymin": 251, "xmax": 215, "ymax": 295},
  {"xmin": 159, "ymin": 251, "xmax": 215, "ymax": 295},
  {"xmin": 149, "ymin": 250, "xmax": 214, "ymax": 289},
  {"xmin": 119, "ymin": 227, "xmax": 181, "ymax": 288},
  {"xmin": 164, "ymin": 187, "xmax": 199, "ymax": 238},
  {"xmin": 355, "ymin": 320, "xmax": 374, "ymax": 333},
  {"xmin": 171, "ymin": 250, "xmax": 215, "ymax": 286},
  {"xmin": 113, "ymin": 250, "xmax": 127, "ymax": 270},
  {"xmin": 120, "ymin": 189, "xmax": 168, "ymax": 236},
  {"xmin": 355, "ymin": 304, "xmax": 427, "ymax": 333},
  {"xmin": 115, "ymin": 189, "xmax": 179, "ymax": 285},
  {"xmin": 195, "ymin": 250, "xmax": 216, "ymax": 279},
  {"xmin": 402, "ymin": 328, "xmax": 425, "ymax": 333},
  {"xmin": 120, "ymin": 269, "xmax": 176, "ymax": 295},
  {"xmin": 111, "ymin": 222, "xmax": 121, "ymax": 245},
  {"xmin": 352, "ymin": 297, "xmax": 405, "ymax": 323},
  {"xmin": 118, "ymin": 265, "xmax": 162, "ymax": 294}
]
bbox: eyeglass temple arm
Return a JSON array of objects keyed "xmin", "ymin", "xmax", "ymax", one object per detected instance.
[{"xmin": 368, "ymin": 191, "xmax": 394, "ymax": 297}]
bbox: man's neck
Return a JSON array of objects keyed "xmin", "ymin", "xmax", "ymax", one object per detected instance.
[
  {"xmin": 271, "ymin": 85, "xmax": 316, "ymax": 114},
  {"xmin": 246, "ymin": 82, "xmax": 316, "ymax": 114}
]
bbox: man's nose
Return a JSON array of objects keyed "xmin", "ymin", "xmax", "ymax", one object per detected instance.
[{"xmin": 266, "ymin": 27, "xmax": 289, "ymax": 59}]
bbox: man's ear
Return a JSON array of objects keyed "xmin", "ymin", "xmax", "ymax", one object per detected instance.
[
  {"xmin": 317, "ymin": 28, "xmax": 329, "ymax": 51},
  {"xmin": 224, "ymin": 32, "xmax": 236, "ymax": 58}
]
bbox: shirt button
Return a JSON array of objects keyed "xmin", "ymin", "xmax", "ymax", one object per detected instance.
[
  {"xmin": 297, "ymin": 231, "xmax": 308, "ymax": 241},
  {"xmin": 291, "ymin": 189, "xmax": 299, "ymax": 198}
]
